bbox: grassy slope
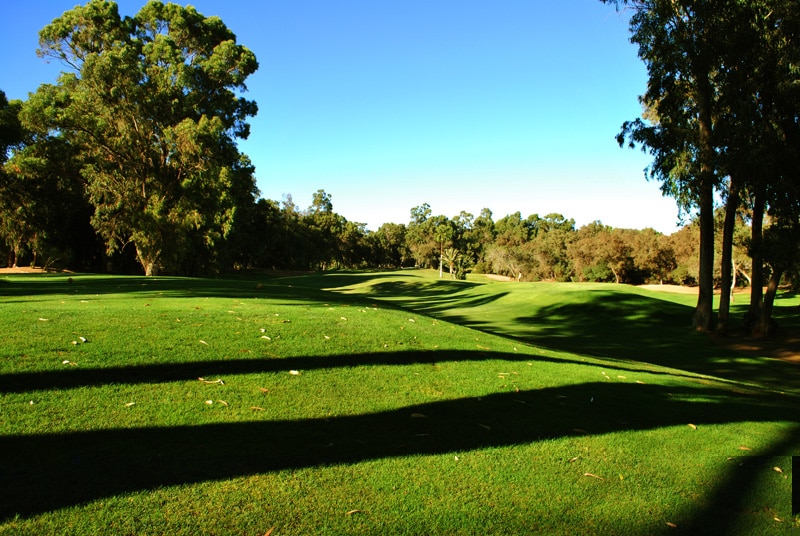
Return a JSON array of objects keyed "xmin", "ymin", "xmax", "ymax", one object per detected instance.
[{"xmin": 0, "ymin": 271, "xmax": 797, "ymax": 535}]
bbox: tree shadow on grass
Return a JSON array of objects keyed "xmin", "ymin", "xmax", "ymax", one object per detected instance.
[
  {"xmin": 681, "ymin": 423, "xmax": 800, "ymax": 535},
  {"xmin": 0, "ymin": 350, "xmax": 710, "ymax": 395},
  {"xmin": 1, "ymin": 272, "xmax": 443, "ymax": 318},
  {"xmin": 2, "ymin": 379, "xmax": 798, "ymax": 522},
  {"xmin": 0, "ymin": 273, "xmax": 364, "ymax": 302},
  {"xmin": 512, "ymin": 296, "xmax": 800, "ymax": 394},
  {"xmin": 356, "ymin": 284, "xmax": 800, "ymax": 395}
]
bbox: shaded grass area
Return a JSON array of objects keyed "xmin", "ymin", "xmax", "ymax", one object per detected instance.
[
  {"xmin": 1, "ymin": 270, "xmax": 798, "ymax": 534},
  {"xmin": 325, "ymin": 271, "xmax": 800, "ymax": 394},
  {"xmin": 3, "ymin": 378, "xmax": 798, "ymax": 519}
]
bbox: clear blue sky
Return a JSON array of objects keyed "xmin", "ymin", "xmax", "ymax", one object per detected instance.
[{"xmin": 0, "ymin": 0, "xmax": 683, "ymax": 234}]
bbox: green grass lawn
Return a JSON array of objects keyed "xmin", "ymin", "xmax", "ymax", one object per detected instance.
[{"xmin": 1, "ymin": 270, "xmax": 797, "ymax": 535}]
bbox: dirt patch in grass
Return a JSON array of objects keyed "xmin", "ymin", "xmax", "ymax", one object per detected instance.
[
  {"xmin": 484, "ymin": 274, "xmax": 514, "ymax": 282},
  {"xmin": 639, "ymin": 283, "xmax": 698, "ymax": 294},
  {"xmin": 714, "ymin": 327, "xmax": 800, "ymax": 363},
  {"xmin": 642, "ymin": 284, "xmax": 800, "ymax": 363},
  {"xmin": 0, "ymin": 267, "xmax": 50, "ymax": 274}
]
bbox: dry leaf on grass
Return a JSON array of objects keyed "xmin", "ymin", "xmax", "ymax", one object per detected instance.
[
  {"xmin": 738, "ymin": 445, "xmax": 751, "ymax": 450},
  {"xmin": 263, "ymin": 527, "xmax": 275, "ymax": 536},
  {"xmin": 583, "ymin": 473, "xmax": 604, "ymax": 480},
  {"xmin": 217, "ymin": 400, "xmax": 229, "ymax": 407},
  {"xmin": 773, "ymin": 466, "xmax": 783, "ymax": 473},
  {"xmin": 687, "ymin": 423, "xmax": 697, "ymax": 430},
  {"xmin": 198, "ymin": 377, "xmax": 224, "ymax": 385},
  {"xmin": 346, "ymin": 510, "xmax": 364, "ymax": 516},
  {"xmin": 124, "ymin": 402, "xmax": 136, "ymax": 407},
  {"xmin": 251, "ymin": 406, "xmax": 265, "ymax": 411},
  {"xmin": 666, "ymin": 522, "xmax": 677, "ymax": 528}
]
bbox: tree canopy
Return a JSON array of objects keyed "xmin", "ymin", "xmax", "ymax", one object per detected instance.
[
  {"xmin": 21, "ymin": 0, "xmax": 258, "ymax": 275},
  {"xmin": 604, "ymin": 0, "xmax": 800, "ymax": 333}
]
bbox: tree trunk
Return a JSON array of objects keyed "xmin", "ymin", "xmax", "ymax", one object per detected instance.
[
  {"xmin": 716, "ymin": 176, "xmax": 741, "ymax": 333},
  {"xmin": 746, "ymin": 185, "xmax": 766, "ymax": 329},
  {"xmin": 137, "ymin": 245, "xmax": 160, "ymax": 277},
  {"xmin": 737, "ymin": 265, "xmax": 751, "ymax": 286},
  {"xmin": 143, "ymin": 261, "xmax": 158, "ymax": 276},
  {"xmin": 756, "ymin": 268, "xmax": 782, "ymax": 336},
  {"xmin": 692, "ymin": 62, "xmax": 716, "ymax": 332},
  {"xmin": 693, "ymin": 180, "xmax": 716, "ymax": 331},
  {"xmin": 610, "ymin": 266, "xmax": 621, "ymax": 284}
]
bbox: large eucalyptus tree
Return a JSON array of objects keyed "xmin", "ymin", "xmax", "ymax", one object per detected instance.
[
  {"xmin": 22, "ymin": 0, "xmax": 259, "ymax": 275},
  {"xmin": 603, "ymin": 0, "xmax": 731, "ymax": 330},
  {"xmin": 605, "ymin": 0, "xmax": 800, "ymax": 333}
]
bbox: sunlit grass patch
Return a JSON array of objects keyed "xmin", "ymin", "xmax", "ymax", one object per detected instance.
[{"xmin": 1, "ymin": 270, "xmax": 797, "ymax": 534}]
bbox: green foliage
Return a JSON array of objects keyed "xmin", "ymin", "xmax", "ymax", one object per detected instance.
[
  {"xmin": 605, "ymin": 0, "xmax": 800, "ymax": 331},
  {"xmin": 22, "ymin": 0, "xmax": 259, "ymax": 275}
]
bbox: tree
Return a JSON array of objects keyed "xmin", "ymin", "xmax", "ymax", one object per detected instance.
[
  {"xmin": 406, "ymin": 204, "xmax": 437, "ymax": 268},
  {"xmin": 0, "ymin": 91, "xmax": 22, "ymax": 162},
  {"xmin": 739, "ymin": 1, "xmax": 800, "ymax": 334},
  {"xmin": 469, "ymin": 208, "xmax": 496, "ymax": 272},
  {"xmin": 23, "ymin": 0, "xmax": 259, "ymax": 275},
  {"xmin": 632, "ymin": 228, "xmax": 676, "ymax": 284},
  {"xmin": 568, "ymin": 221, "xmax": 613, "ymax": 282},
  {"xmin": 441, "ymin": 248, "xmax": 461, "ymax": 279},
  {"xmin": 372, "ymin": 222, "xmax": 410, "ymax": 268},
  {"xmin": 432, "ymin": 216, "xmax": 454, "ymax": 278},
  {"xmin": 0, "ymin": 91, "xmax": 27, "ymax": 266},
  {"xmin": 4, "ymin": 134, "xmax": 101, "ymax": 270},
  {"xmin": 527, "ymin": 213, "xmax": 575, "ymax": 281},
  {"xmin": 605, "ymin": 0, "xmax": 729, "ymax": 330},
  {"xmin": 303, "ymin": 189, "xmax": 340, "ymax": 270}
]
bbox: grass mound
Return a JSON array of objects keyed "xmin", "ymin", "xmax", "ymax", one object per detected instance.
[{"xmin": 1, "ymin": 270, "xmax": 797, "ymax": 534}]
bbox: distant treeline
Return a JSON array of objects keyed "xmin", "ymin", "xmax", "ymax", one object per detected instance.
[
  {"xmin": 2, "ymin": 0, "xmax": 799, "ymax": 339},
  {"xmin": 0, "ymin": 175, "xmax": 758, "ymax": 289}
]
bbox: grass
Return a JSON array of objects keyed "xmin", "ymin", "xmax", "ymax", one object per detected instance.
[{"xmin": 0, "ymin": 269, "xmax": 798, "ymax": 535}]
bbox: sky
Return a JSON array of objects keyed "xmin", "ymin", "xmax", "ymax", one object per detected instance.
[{"xmin": 0, "ymin": 0, "xmax": 685, "ymax": 234}]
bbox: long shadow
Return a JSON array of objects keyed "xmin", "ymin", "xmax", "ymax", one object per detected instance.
[
  {"xmin": 0, "ymin": 350, "xmax": 720, "ymax": 395},
  {"xmin": 351, "ymin": 283, "xmax": 800, "ymax": 393},
  {"xmin": 0, "ymin": 273, "xmax": 356, "ymax": 302},
  {"xmin": 340, "ymin": 278, "xmax": 512, "ymax": 321},
  {"xmin": 514, "ymin": 296, "xmax": 800, "ymax": 392},
  {"xmin": 2, "ymin": 381, "xmax": 797, "ymax": 521},
  {"xmin": 681, "ymin": 423, "xmax": 800, "ymax": 535},
  {"xmin": 0, "ymin": 272, "xmax": 431, "ymax": 315}
]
